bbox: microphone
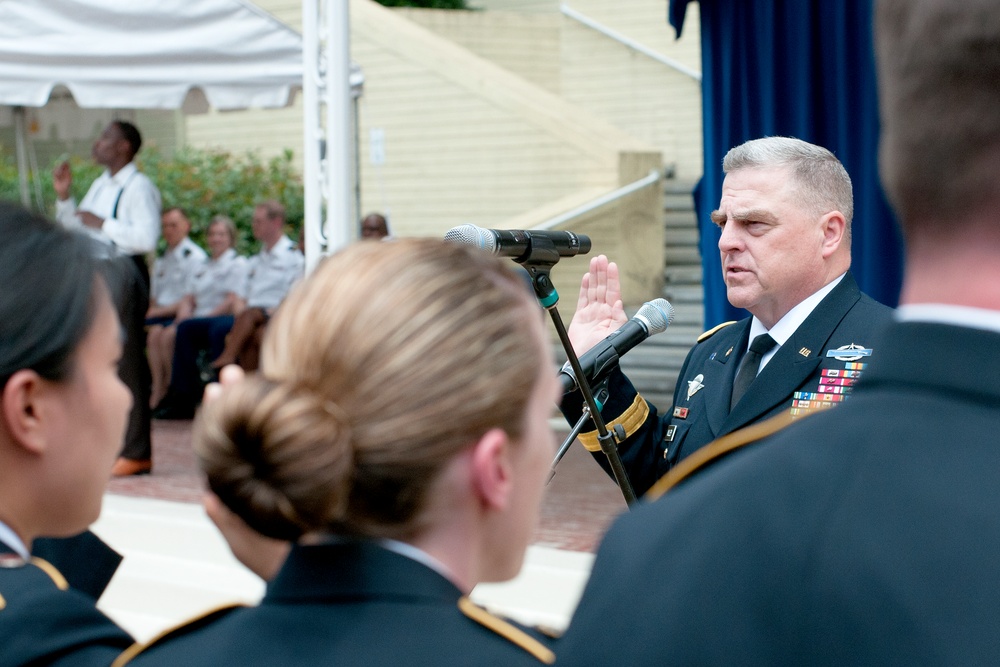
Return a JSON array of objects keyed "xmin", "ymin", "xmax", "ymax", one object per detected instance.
[
  {"xmin": 444, "ymin": 224, "xmax": 591, "ymax": 263},
  {"xmin": 560, "ymin": 298, "xmax": 675, "ymax": 394}
]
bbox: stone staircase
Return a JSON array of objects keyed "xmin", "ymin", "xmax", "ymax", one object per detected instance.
[{"xmin": 615, "ymin": 178, "xmax": 703, "ymax": 409}]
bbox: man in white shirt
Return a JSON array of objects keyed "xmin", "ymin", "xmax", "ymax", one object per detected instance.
[
  {"xmin": 52, "ymin": 120, "xmax": 161, "ymax": 477},
  {"xmin": 146, "ymin": 207, "xmax": 207, "ymax": 324},
  {"xmin": 53, "ymin": 121, "xmax": 161, "ymax": 263}
]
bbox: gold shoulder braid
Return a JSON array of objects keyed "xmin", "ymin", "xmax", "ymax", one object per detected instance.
[
  {"xmin": 645, "ymin": 411, "xmax": 801, "ymax": 501},
  {"xmin": 697, "ymin": 320, "xmax": 737, "ymax": 343},
  {"xmin": 111, "ymin": 603, "xmax": 246, "ymax": 667},
  {"xmin": 458, "ymin": 597, "xmax": 556, "ymax": 664},
  {"xmin": 29, "ymin": 557, "xmax": 69, "ymax": 590}
]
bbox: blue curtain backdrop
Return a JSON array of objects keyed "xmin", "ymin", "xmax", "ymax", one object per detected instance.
[{"xmin": 669, "ymin": 0, "xmax": 904, "ymax": 328}]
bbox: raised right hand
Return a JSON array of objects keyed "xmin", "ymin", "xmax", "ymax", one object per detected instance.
[{"xmin": 567, "ymin": 254, "xmax": 628, "ymax": 355}]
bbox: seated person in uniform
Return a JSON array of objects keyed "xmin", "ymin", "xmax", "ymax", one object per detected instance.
[
  {"xmin": 144, "ymin": 207, "xmax": 206, "ymax": 326},
  {"xmin": 116, "ymin": 239, "xmax": 558, "ymax": 666},
  {"xmin": 209, "ymin": 211, "xmax": 389, "ymax": 375},
  {"xmin": 0, "ymin": 203, "xmax": 134, "ymax": 665},
  {"xmin": 148, "ymin": 215, "xmax": 247, "ymax": 409},
  {"xmin": 155, "ymin": 201, "xmax": 303, "ymax": 419}
]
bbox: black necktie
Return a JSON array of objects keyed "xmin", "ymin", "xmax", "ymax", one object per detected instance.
[{"xmin": 730, "ymin": 333, "xmax": 777, "ymax": 411}]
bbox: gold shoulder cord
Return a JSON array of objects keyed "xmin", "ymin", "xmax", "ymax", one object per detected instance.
[
  {"xmin": 111, "ymin": 603, "xmax": 246, "ymax": 667},
  {"xmin": 645, "ymin": 411, "xmax": 799, "ymax": 501},
  {"xmin": 458, "ymin": 597, "xmax": 556, "ymax": 664},
  {"xmin": 697, "ymin": 320, "xmax": 737, "ymax": 343}
]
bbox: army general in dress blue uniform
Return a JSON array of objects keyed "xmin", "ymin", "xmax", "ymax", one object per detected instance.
[
  {"xmin": 563, "ymin": 136, "xmax": 893, "ymax": 496},
  {"xmin": 556, "ymin": 0, "xmax": 1000, "ymax": 663}
]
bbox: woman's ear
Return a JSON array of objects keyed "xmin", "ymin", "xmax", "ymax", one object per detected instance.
[
  {"xmin": 469, "ymin": 428, "xmax": 513, "ymax": 512},
  {"xmin": 1, "ymin": 370, "xmax": 49, "ymax": 455}
]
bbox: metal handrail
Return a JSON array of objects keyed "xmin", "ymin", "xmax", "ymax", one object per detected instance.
[
  {"xmin": 534, "ymin": 168, "xmax": 661, "ymax": 231},
  {"xmin": 560, "ymin": 4, "xmax": 702, "ymax": 83}
]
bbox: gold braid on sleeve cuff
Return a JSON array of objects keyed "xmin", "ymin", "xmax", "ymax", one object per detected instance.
[{"xmin": 577, "ymin": 394, "xmax": 649, "ymax": 452}]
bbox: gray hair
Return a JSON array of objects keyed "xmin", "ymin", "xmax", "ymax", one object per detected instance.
[
  {"xmin": 723, "ymin": 137, "xmax": 854, "ymax": 234},
  {"xmin": 209, "ymin": 215, "xmax": 238, "ymax": 246}
]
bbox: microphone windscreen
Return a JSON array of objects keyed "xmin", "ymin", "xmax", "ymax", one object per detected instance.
[
  {"xmin": 444, "ymin": 224, "xmax": 496, "ymax": 252},
  {"xmin": 636, "ymin": 298, "xmax": 675, "ymax": 335}
]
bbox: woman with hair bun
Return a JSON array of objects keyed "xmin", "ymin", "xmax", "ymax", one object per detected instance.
[
  {"xmin": 0, "ymin": 202, "xmax": 134, "ymax": 664},
  {"xmin": 120, "ymin": 239, "xmax": 560, "ymax": 666}
]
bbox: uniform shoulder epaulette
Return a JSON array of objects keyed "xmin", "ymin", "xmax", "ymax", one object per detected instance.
[
  {"xmin": 111, "ymin": 603, "xmax": 246, "ymax": 667},
  {"xmin": 697, "ymin": 320, "xmax": 737, "ymax": 343},
  {"xmin": 458, "ymin": 597, "xmax": 555, "ymax": 664},
  {"xmin": 30, "ymin": 557, "xmax": 69, "ymax": 590},
  {"xmin": 0, "ymin": 556, "xmax": 67, "ymax": 612},
  {"xmin": 645, "ymin": 410, "xmax": 803, "ymax": 501}
]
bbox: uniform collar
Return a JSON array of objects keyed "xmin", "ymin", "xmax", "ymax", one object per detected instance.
[
  {"xmin": 265, "ymin": 540, "xmax": 462, "ymax": 604},
  {"xmin": 896, "ymin": 303, "xmax": 1000, "ymax": 334},
  {"xmin": 106, "ymin": 161, "xmax": 138, "ymax": 185},
  {"xmin": 261, "ymin": 234, "xmax": 294, "ymax": 257},
  {"xmin": 0, "ymin": 519, "xmax": 29, "ymax": 559},
  {"xmin": 748, "ymin": 272, "xmax": 847, "ymax": 350}
]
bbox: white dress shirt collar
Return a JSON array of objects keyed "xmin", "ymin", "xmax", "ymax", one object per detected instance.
[
  {"xmin": 0, "ymin": 519, "xmax": 29, "ymax": 559},
  {"xmin": 896, "ymin": 303, "xmax": 1000, "ymax": 335},
  {"xmin": 747, "ymin": 273, "xmax": 847, "ymax": 372}
]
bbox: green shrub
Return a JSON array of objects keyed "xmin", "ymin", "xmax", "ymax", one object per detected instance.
[{"xmin": 0, "ymin": 146, "xmax": 304, "ymax": 256}]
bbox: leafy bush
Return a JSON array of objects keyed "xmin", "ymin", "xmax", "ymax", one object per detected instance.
[{"xmin": 0, "ymin": 146, "xmax": 304, "ymax": 256}]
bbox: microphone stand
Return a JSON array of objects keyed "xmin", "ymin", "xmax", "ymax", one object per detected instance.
[
  {"xmin": 547, "ymin": 381, "xmax": 608, "ymax": 484},
  {"xmin": 517, "ymin": 239, "xmax": 637, "ymax": 506}
]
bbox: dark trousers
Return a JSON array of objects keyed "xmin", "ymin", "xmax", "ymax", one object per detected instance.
[
  {"xmin": 170, "ymin": 315, "xmax": 235, "ymax": 407},
  {"xmin": 100, "ymin": 255, "xmax": 152, "ymax": 460}
]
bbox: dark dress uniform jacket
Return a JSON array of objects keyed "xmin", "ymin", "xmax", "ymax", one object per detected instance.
[
  {"xmin": 121, "ymin": 541, "xmax": 555, "ymax": 666},
  {"xmin": 0, "ymin": 541, "xmax": 131, "ymax": 666},
  {"xmin": 558, "ymin": 320, "xmax": 1000, "ymax": 665},
  {"xmin": 563, "ymin": 271, "xmax": 892, "ymax": 496}
]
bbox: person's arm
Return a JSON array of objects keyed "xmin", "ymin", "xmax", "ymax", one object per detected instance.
[
  {"xmin": 204, "ymin": 292, "xmax": 240, "ymax": 318},
  {"xmin": 145, "ymin": 300, "xmax": 182, "ymax": 320}
]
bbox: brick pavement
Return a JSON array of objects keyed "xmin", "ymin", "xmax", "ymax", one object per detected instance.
[{"xmin": 109, "ymin": 419, "xmax": 629, "ymax": 553}]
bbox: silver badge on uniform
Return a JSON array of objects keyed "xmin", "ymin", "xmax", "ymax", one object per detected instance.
[{"xmin": 686, "ymin": 374, "xmax": 704, "ymax": 400}]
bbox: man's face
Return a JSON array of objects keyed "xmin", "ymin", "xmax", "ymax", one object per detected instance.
[
  {"xmin": 91, "ymin": 123, "xmax": 125, "ymax": 167},
  {"xmin": 251, "ymin": 207, "xmax": 271, "ymax": 242},
  {"xmin": 712, "ymin": 166, "xmax": 831, "ymax": 328},
  {"xmin": 161, "ymin": 210, "xmax": 189, "ymax": 249}
]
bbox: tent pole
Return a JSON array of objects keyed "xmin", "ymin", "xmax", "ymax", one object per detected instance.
[
  {"xmin": 13, "ymin": 106, "xmax": 31, "ymax": 208},
  {"xmin": 303, "ymin": 0, "xmax": 323, "ymax": 273},
  {"xmin": 323, "ymin": 0, "xmax": 353, "ymax": 254}
]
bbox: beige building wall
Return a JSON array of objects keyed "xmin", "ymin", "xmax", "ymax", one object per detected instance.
[{"xmin": 407, "ymin": 1, "xmax": 703, "ymax": 178}]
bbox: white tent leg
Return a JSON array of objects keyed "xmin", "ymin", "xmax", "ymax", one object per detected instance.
[{"xmin": 13, "ymin": 106, "xmax": 30, "ymax": 208}]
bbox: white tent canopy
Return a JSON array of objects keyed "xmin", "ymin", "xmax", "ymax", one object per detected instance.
[{"xmin": 0, "ymin": 0, "xmax": 302, "ymax": 111}]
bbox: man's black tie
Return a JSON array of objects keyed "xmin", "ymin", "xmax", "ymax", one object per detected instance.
[{"xmin": 730, "ymin": 333, "xmax": 777, "ymax": 411}]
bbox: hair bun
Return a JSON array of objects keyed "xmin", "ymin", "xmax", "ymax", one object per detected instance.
[{"xmin": 194, "ymin": 376, "xmax": 354, "ymax": 541}]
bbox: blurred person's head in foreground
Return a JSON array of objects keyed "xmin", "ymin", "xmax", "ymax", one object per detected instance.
[
  {"xmin": 196, "ymin": 238, "xmax": 559, "ymax": 590},
  {"xmin": 0, "ymin": 202, "xmax": 131, "ymax": 550}
]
